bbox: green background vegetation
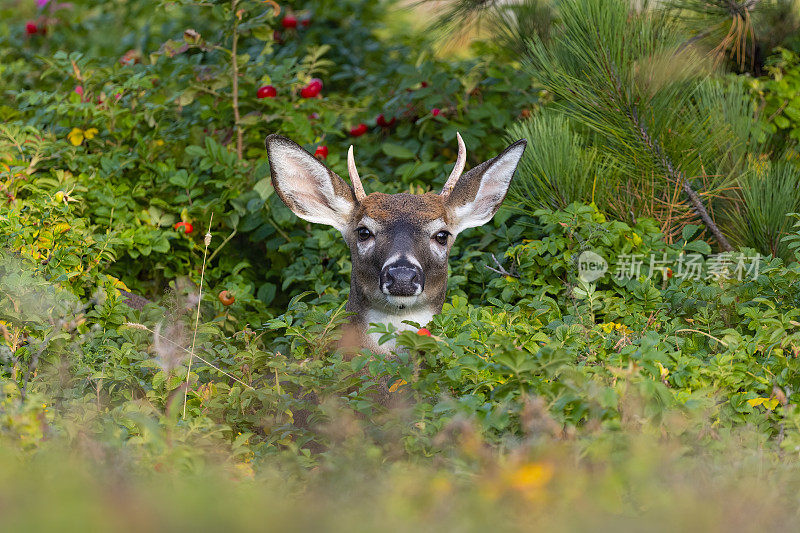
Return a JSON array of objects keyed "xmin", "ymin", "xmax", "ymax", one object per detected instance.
[{"xmin": 2, "ymin": 0, "xmax": 800, "ymax": 529}]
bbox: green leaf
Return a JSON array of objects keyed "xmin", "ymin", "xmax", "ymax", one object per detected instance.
[
  {"xmin": 381, "ymin": 143, "xmax": 416, "ymax": 160},
  {"xmin": 176, "ymin": 88, "xmax": 198, "ymax": 107},
  {"xmin": 254, "ymin": 178, "xmax": 273, "ymax": 200},
  {"xmin": 774, "ymin": 115, "xmax": 790, "ymax": 129}
]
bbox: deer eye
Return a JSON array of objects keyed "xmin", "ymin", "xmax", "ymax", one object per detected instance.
[
  {"xmin": 356, "ymin": 227, "xmax": 373, "ymax": 242},
  {"xmin": 433, "ymin": 230, "xmax": 450, "ymax": 246}
]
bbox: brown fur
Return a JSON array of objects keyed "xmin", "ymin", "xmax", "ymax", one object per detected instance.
[{"xmin": 354, "ymin": 192, "xmax": 449, "ymax": 225}]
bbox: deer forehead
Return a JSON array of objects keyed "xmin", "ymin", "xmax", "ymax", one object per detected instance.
[{"xmin": 353, "ymin": 192, "xmax": 449, "ymax": 228}]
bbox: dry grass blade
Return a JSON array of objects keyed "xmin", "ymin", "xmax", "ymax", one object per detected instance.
[
  {"xmin": 676, "ymin": 328, "xmax": 729, "ymax": 346},
  {"xmin": 184, "ymin": 214, "xmax": 213, "ymax": 419}
]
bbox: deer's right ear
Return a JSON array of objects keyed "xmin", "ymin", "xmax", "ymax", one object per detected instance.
[{"xmin": 266, "ymin": 135, "xmax": 356, "ymax": 232}]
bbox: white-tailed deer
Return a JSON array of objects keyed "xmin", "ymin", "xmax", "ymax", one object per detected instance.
[{"xmin": 266, "ymin": 133, "xmax": 526, "ymax": 353}]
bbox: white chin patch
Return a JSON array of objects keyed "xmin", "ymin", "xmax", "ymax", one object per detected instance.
[{"xmin": 384, "ymin": 294, "xmax": 420, "ymax": 309}]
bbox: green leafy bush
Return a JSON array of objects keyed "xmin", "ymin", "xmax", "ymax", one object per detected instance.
[
  {"xmin": 753, "ymin": 47, "xmax": 800, "ymax": 144},
  {"xmin": 2, "ymin": 0, "xmax": 800, "ymax": 528}
]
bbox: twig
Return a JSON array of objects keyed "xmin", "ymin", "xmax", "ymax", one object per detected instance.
[
  {"xmin": 675, "ymin": 328, "xmax": 729, "ymax": 347},
  {"xmin": 206, "ymin": 228, "xmax": 237, "ymax": 263},
  {"xmin": 183, "ymin": 214, "xmax": 214, "ymax": 419},
  {"xmin": 231, "ymin": 0, "xmax": 243, "ymax": 160},
  {"xmin": 484, "ymin": 253, "xmax": 519, "ymax": 278},
  {"xmin": 125, "ymin": 322, "xmax": 253, "ymax": 390}
]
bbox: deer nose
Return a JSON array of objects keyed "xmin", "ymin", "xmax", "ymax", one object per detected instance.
[{"xmin": 381, "ymin": 263, "xmax": 424, "ymax": 297}]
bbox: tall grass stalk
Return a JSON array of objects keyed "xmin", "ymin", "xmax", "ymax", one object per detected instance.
[{"xmin": 184, "ymin": 214, "xmax": 213, "ymax": 419}]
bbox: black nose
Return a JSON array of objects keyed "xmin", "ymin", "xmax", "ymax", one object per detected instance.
[{"xmin": 380, "ymin": 262, "xmax": 424, "ymax": 297}]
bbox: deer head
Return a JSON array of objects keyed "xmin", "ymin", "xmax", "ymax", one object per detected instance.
[{"xmin": 266, "ymin": 133, "xmax": 526, "ymax": 351}]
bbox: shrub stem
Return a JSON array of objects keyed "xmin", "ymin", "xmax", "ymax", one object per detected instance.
[{"xmin": 231, "ymin": 0, "xmax": 243, "ymax": 160}]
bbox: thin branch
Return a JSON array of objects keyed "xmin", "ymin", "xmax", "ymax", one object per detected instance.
[
  {"xmin": 484, "ymin": 253, "xmax": 520, "ymax": 278},
  {"xmin": 675, "ymin": 328, "xmax": 729, "ymax": 347},
  {"xmin": 231, "ymin": 0, "xmax": 243, "ymax": 160},
  {"xmin": 206, "ymin": 228, "xmax": 237, "ymax": 263}
]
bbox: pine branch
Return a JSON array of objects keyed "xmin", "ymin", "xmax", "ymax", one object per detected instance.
[
  {"xmin": 628, "ymin": 104, "xmax": 733, "ymax": 251},
  {"xmin": 601, "ymin": 46, "xmax": 733, "ymax": 251}
]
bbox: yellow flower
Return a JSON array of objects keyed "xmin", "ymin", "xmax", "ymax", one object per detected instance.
[
  {"xmin": 67, "ymin": 128, "xmax": 83, "ymax": 146},
  {"xmin": 67, "ymin": 127, "xmax": 98, "ymax": 146},
  {"xmin": 600, "ymin": 322, "xmax": 632, "ymax": 335},
  {"xmin": 506, "ymin": 462, "xmax": 554, "ymax": 502},
  {"xmin": 614, "ymin": 322, "xmax": 632, "ymax": 335}
]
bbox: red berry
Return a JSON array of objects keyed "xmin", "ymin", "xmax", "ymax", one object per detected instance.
[
  {"xmin": 25, "ymin": 22, "xmax": 38, "ymax": 35},
  {"xmin": 349, "ymin": 123, "xmax": 368, "ymax": 137},
  {"xmin": 376, "ymin": 114, "xmax": 396, "ymax": 128},
  {"xmin": 431, "ymin": 108, "xmax": 441, "ymax": 117},
  {"xmin": 300, "ymin": 85, "xmax": 319, "ymax": 98},
  {"xmin": 314, "ymin": 145, "xmax": 328, "ymax": 159},
  {"xmin": 257, "ymin": 85, "xmax": 277, "ymax": 99},
  {"xmin": 421, "ymin": 81, "xmax": 429, "ymax": 88},
  {"xmin": 417, "ymin": 328, "xmax": 431, "ymax": 337},
  {"xmin": 218, "ymin": 290, "xmax": 235, "ymax": 306},
  {"xmin": 281, "ymin": 15, "xmax": 297, "ymax": 29},
  {"xmin": 301, "ymin": 18, "xmax": 311, "ymax": 27},
  {"xmin": 174, "ymin": 222, "xmax": 194, "ymax": 234},
  {"xmin": 300, "ymin": 79, "xmax": 322, "ymax": 98},
  {"xmin": 308, "ymin": 78, "xmax": 323, "ymax": 91},
  {"xmin": 74, "ymin": 85, "xmax": 84, "ymax": 96}
]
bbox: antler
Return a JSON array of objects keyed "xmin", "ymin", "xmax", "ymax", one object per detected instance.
[
  {"xmin": 347, "ymin": 145, "xmax": 367, "ymax": 201},
  {"xmin": 440, "ymin": 132, "xmax": 466, "ymax": 199}
]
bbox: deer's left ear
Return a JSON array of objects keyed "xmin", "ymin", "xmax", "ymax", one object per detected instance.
[{"xmin": 444, "ymin": 139, "xmax": 527, "ymax": 234}]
